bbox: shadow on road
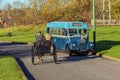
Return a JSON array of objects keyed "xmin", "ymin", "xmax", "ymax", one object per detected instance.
[
  {"xmin": 57, "ymin": 55, "xmax": 100, "ymax": 64},
  {"xmin": 0, "ymin": 42, "xmax": 31, "ymax": 58},
  {"xmin": 15, "ymin": 57, "xmax": 36, "ymax": 80},
  {"xmin": 0, "ymin": 42, "xmax": 27, "ymax": 46},
  {"xmin": 34, "ymin": 55, "xmax": 101, "ymax": 65}
]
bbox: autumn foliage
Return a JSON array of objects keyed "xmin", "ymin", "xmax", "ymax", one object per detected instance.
[{"xmin": 0, "ymin": 0, "xmax": 120, "ymax": 26}]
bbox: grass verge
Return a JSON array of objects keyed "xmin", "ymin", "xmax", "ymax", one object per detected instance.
[
  {"xmin": 0, "ymin": 56, "xmax": 26, "ymax": 80},
  {"xmin": 0, "ymin": 24, "xmax": 46, "ymax": 43}
]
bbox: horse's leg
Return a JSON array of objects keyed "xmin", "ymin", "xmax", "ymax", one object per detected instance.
[
  {"xmin": 38, "ymin": 54, "xmax": 40, "ymax": 61},
  {"xmin": 38, "ymin": 53, "xmax": 44, "ymax": 63},
  {"xmin": 41, "ymin": 53, "xmax": 44, "ymax": 63},
  {"xmin": 38, "ymin": 54, "xmax": 42, "ymax": 62}
]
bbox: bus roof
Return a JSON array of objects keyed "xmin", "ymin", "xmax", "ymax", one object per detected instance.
[{"xmin": 46, "ymin": 21, "xmax": 89, "ymax": 29}]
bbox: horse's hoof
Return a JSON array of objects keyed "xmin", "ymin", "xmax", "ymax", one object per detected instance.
[{"xmin": 39, "ymin": 58, "xmax": 43, "ymax": 63}]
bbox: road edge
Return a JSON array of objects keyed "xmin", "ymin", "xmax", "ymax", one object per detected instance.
[
  {"xmin": 96, "ymin": 53, "xmax": 120, "ymax": 62},
  {"xmin": 14, "ymin": 57, "xmax": 27, "ymax": 80},
  {"xmin": 14, "ymin": 57, "xmax": 36, "ymax": 80}
]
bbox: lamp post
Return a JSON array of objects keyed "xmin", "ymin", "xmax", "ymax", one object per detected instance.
[{"xmin": 92, "ymin": 0, "xmax": 96, "ymax": 46}]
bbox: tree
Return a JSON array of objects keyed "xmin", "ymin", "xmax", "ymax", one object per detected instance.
[
  {"xmin": 2, "ymin": 0, "xmax": 120, "ymax": 25},
  {"xmin": 40, "ymin": 0, "xmax": 61, "ymax": 22},
  {"xmin": 12, "ymin": 1, "xmax": 26, "ymax": 9},
  {"xmin": 111, "ymin": 0, "xmax": 120, "ymax": 19},
  {"xmin": 6, "ymin": 3, "xmax": 12, "ymax": 16}
]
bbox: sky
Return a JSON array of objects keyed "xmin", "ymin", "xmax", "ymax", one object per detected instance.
[{"xmin": 0, "ymin": 0, "xmax": 29, "ymax": 9}]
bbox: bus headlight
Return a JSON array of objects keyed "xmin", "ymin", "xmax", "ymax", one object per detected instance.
[
  {"xmin": 72, "ymin": 44, "xmax": 76, "ymax": 46},
  {"xmin": 90, "ymin": 44, "xmax": 93, "ymax": 46}
]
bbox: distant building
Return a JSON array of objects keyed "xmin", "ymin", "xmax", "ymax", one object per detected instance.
[
  {"xmin": 0, "ymin": 10, "xmax": 5, "ymax": 16},
  {"xmin": 0, "ymin": 15, "xmax": 13, "ymax": 27}
]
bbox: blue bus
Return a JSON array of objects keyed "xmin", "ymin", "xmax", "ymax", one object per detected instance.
[{"xmin": 46, "ymin": 21, "xmax": 94, "ymax": 56}]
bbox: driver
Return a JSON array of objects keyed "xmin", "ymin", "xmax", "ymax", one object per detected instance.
[{"xmin": 36, "ymin": 31, "xmax": 45, "ymax": 43}]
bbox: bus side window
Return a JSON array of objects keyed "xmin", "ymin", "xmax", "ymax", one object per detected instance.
[
  {"xmin": 52, "ymin": 28, "xmax": 54, "ymax": 35},
  {"xmin": 53, "ymin": 28, "xmax": 57, "ymax": 35},
  {"xmin": 49, "ymin": 28, "xmax": 53, "ymax": 34},
  {"xmin": 58, "ymin": 29, "xmax": 62, "ymax": 35},
  {"xmin": 62, "ymin": 28, "xmax": 67, "ymax": 36}
]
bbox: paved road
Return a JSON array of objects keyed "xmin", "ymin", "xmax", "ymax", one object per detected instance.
[{"xmin": 0, "ymin": 42, "xmax": 120, "ymax": 80}]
